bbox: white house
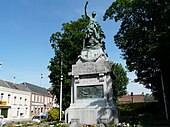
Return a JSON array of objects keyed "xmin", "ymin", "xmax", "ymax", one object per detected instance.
[
  {"xmin": 0, "ymin": 79, "xmax": 54, "ymax": 121},
  {"xmin": 0, "ymin": 80, "xmax": 31, "ymax": 121}
]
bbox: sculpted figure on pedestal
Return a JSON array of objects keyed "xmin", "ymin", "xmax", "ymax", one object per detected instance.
[{"xmin": 84, "ymin": 1, "xmax": 104, "ymax": 49}]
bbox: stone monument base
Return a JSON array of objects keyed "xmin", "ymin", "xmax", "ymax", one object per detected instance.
[{"xmin": 65, "ymin": 98, "xmax": 118, "ymax": 125}]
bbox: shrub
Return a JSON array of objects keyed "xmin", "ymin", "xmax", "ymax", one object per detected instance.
[{"xmin": 47, "ymin": 108, "xmax": 60, "ymax": 121}]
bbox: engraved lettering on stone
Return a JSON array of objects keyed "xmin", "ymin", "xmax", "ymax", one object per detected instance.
[{"xmin": 72, "ymin": 62, "xmax": 106, "ymax": 75}]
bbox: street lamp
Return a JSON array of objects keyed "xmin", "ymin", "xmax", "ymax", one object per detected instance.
[
  {"xmin": 59, "ymin": 54, "xmax": 63, "ymax": 121},
  {"xmin": 60, "ymin": 74, "xmax": 63, "ymax": 121}
]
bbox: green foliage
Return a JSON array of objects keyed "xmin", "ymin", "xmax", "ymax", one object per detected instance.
[
  {"xmin": 48, "ymin": 17, "xmax": 88, "ymax": 110},
  {"xmin": 117, "ymin": 102, "xmax": 161, "ymax": 117},
  {"xmin": 54, "ymin": 123, "xmax": 69, "ymax": 127},
  {"xmin": 47, "ymin": 108, "xmax": 59, "ymax": 121},
  {"xmin": 117, "ymin": 103, "xmax": 133, "ymax": 116},
  {"xmin": 117, "ymin": 103, "xmax": 166, "ymax": 126},
  {"xmin": 110, "ymin": 62, "xmax": 128, "ymax": 98},
  {"xmin": 104, "ymin": 0, "xmax": 170, "ymax": 114}
]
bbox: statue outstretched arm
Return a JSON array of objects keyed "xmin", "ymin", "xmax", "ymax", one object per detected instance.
[{"xmin": 85, "ymin": 1, "xmax": 89, "ymax": 19}]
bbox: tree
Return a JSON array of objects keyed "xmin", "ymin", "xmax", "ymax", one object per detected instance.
[
  {"xmin": 48, "ymin": 17, "xmax": 88, "ymax": 110},
  {"xmin": 104, "ymin": 0, "xmax": 170, "ymax": 117},
  {"xmin": 111, "ymin": 62, "xmax": 128, "ymax": 98}
]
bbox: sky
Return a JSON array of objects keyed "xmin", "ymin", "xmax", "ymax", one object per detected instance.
[{"xmin": 0, "ymin": 0, "xmax": 151, "ymax": 94}]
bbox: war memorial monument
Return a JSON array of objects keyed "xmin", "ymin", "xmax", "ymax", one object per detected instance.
[{"xmin": 65, "ymin": 1, "xmax": 118, "ymax": 126}]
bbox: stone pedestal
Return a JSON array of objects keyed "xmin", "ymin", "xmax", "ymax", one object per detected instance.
[{"xmin": 65, "ymin": 48, "xmax": 118, "ymax": 125}]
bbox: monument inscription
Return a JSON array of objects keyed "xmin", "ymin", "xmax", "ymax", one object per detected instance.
[{"xmin": 72, "ymin": 62, "xmax": 110, "ymax": 75}]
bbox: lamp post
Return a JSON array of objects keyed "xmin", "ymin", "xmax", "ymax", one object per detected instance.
[
  {"xmin": 60, "ymin": 74, "xmax": 63, "ymax": 121},
  {"xmin": 59, "ymin": 54, "xmax": 63, "ymax": 121}
]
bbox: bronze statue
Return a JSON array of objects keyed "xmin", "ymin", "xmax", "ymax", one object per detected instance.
[{"xmin": 84, "ymin": 1, "xmax": 102, "ymax": 48}]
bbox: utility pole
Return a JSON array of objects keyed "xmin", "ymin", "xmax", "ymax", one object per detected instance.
[{"xmin": 60, "ymin": 54, "xmax": 63, "ymax": 121}]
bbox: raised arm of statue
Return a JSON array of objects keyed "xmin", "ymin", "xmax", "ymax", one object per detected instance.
[
  {"xmin": 85, "ymin": 1, "xmax": 89, "ymax": 19},
  {"xmin": 83, "ymin": 1, "xmax": 102, "ymax": 49}
]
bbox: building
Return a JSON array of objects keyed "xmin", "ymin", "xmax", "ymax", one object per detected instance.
[
  {"xmin": 117, "ymin": 93, "xmax": 158, "ymax": 104},
  {"xmin": 0, "ymin": 79, "xmax": 54, "ymax": 121},
  {"xmin": 0, "ymin": 80, "xmax": 31, "ymax": 121},
  {"xmin": 117, "ymin": 93, "xmax": 145, "ymax": 104},
  {"xmin": 21, "ymin": 82, "xmax": 53, "ymax": 117}
]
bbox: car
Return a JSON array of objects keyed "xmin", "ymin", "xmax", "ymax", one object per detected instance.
[
  {"xmin": 31, "ymin": 115, "xmax": 41, "ymax": 123},
  {"xmin": 31, "ymin": 115, "xmax": 47, "ymax": 123},
  {"xmin": 40, "ymin": 112, "xmax": 48, "ymax": 118}
]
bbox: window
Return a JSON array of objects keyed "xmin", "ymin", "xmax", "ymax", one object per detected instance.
[
  {"xmin": 35, "ymin": 108, "xmax": 37, "ymax": 114},
  {"xmin": 25, "ymin": 108, "xmax": 28, "ymax": 115},
  {"xmin": 14, "ymin": 96, "xmax": 16, "ymax": 104},
  {"xmin": 37, "ymin": 95, "xmax": 39, "ymax": 102},
  {"xmin": 40, "ymin": 96, "xmax": 42, "ymax": 103},
  {"xmin": 25, "ymin": 99, "xmax": 27, "ymax": 105},
  {"xmin": 13, "ymin": 108, "xmax": 17, "ymax": 117},
  {"xmin": 31, "ymin": 106, "xmax": 34, "ymax": 113},
  {"xmin": 20, "ymin": 108, "xmax": 24, "ymax": 116},
  {"xmin": 20, "ymin": 97, "xmax": 22, "ymax": 105},
  {"xmin": 44, "ymin": 97, "xmax": 46, "ymax": 104},
  {"xmin": 17, "ymin": 108, "xmax": 20, "ymax": 116},
  {"xmin": 8, "ymin": 94, "xmax": 11, "ymax": 103},
  {"xmin": 1, "ymin": 93, "xmax": 4, "ymax": 101},
  {"xmin": 45, "ymin": 97, "xmax": 47, "ymax": 104},
  {"xmin": 48, "ymin": 97, "xmax": 49, "ymax": 103},
  {"xmin": 32, "ymin": 94, "xmax": 34, "ymax": 102},
  {"xmin": 35, "ymin": 95, "xmax": 37, "ymax": 102}
]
